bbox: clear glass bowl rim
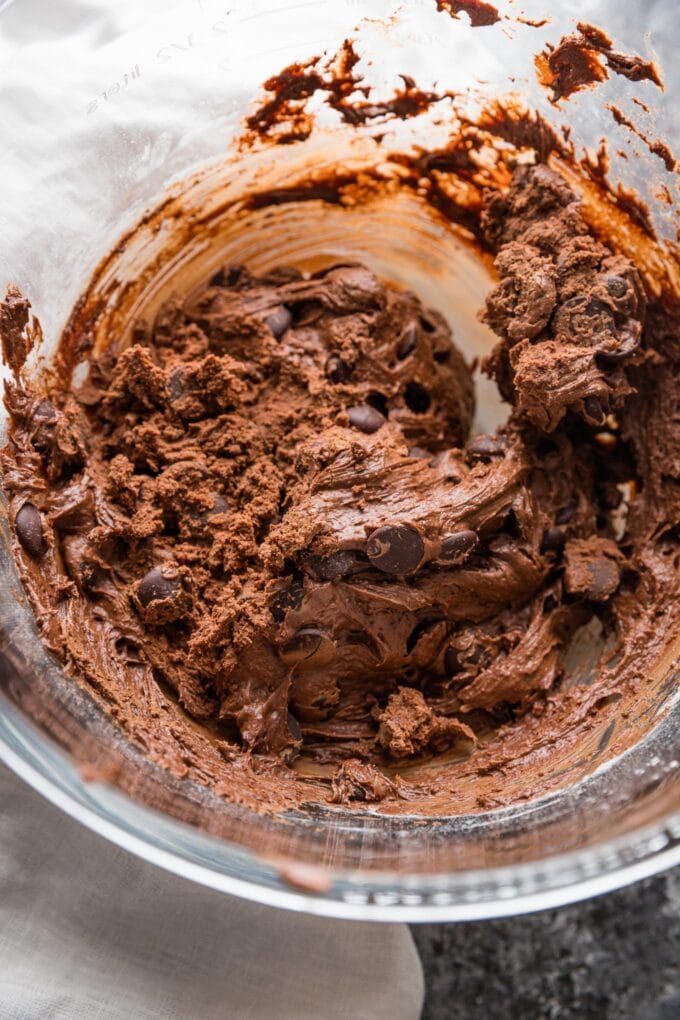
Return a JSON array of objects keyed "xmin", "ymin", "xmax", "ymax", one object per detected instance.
[{"xmin": 1, "ymin": 695, "xmax": 678, "ymax": 922}]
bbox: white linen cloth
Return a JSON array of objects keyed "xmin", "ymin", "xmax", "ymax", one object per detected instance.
[{"xmin": 0, "ymin": 763, "xmax": 424, "ymax": 1019}]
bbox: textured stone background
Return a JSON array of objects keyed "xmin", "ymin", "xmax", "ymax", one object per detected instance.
[{"xmin": 412, "ymin": 869, "xmax": 679, "ymax": 1019}]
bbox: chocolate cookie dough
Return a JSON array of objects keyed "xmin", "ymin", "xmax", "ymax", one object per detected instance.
[{"xmin": 2, "ymin": 166, "xmax": 678, "ymax": 813}]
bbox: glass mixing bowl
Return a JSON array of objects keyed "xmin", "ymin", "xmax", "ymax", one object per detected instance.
[{"xmin": 0, "ymin": 0, "xmax": 678, "ymax": 920}]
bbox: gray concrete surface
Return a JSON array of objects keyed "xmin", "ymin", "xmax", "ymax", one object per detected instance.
[{"xmin": 412, "ymin": 869, "xmax": 679, "ymax": 1019}]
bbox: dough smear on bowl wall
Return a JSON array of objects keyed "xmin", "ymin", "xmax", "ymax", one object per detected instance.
[{"xmin": 2, "ymin": 157, "xmax": 678, "ymax": 816}]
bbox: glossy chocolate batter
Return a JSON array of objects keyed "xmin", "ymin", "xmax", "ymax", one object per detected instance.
[{"xmin": 2, "ymin": 166, "xmax": 678, "ymax": 812}]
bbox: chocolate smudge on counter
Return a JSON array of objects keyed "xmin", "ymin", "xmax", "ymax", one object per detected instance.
[{"xmin": 535, "ymin": 22, "xmax": 663, "ymax": 104}]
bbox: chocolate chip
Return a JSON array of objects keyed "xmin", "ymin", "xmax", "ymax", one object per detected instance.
[
  {"xmin": 439, "ymin": 530, "xmax": 478, "ymax": 564},
  {"xmin": 35, "ymin": 399, "xmax": 57, "ymax": 424},
  {"xmin": 467, "ymin": 434, "xmax": 506, "ymax": 460},
  {"xmin": 366, "ymin": 525, "xmax": 425, "ymax": 574},
  {"xmin": 168, "ymin": 367, "xmax": 184, "ymax": 403},
  {"xmin": 585, "ymin": 298, "xmax": 614, "ymax": 318},
  {"xmin": 264, "ymin": 305, "xmax": 292, "ymax": 339},
  {"xmin": 32, "ymin": 400, "xmax": 58, "ymax": 452},
  {"xmin": 542, "ymin": 526, "xmax": 566, "ymax": 552},
  {"xmin": 444, "ymin": 646, "xmax": 461, "ymax": 676},
  {"xmin": 347, "ymin": 404, "xmax": 385, "ymax": 434},
  {"xmin": 15, "ymin": 503, "xmax": 47, "ymax": 558},
  {"xmin": 325, "ymin": 355, "xmax": 351, "ymax": 383},
  {"xmin": 583, "ymin": 395, "xmax": 606, "ymax": 424},
  {"xmin": 555, "ymin": 500, "xmax": 577, "ymax": 525},
  {"xmin": 191, "ymin": 492, "xmax": 229, "ymax": 526},
  {"xmin": 588, "ymin": 308, "xmax": 617, "ymax": 337},
  {"xmin": 396, "ymin": 322, "xmax": 417, "ymax": 360},
  {"xmin": 408, "ymin": 446, "xmax": 431, "ymax": 460},
  {"xmin": 601, "ymin": 275, "xmax": 640, "ymax": 316},
  {"xmin": 137, "ymin": 566, "xmax": 181, "ymax": 607},
  {"xmin": 210, "ymin": 265, "xmax": 245, "ymax": 287},
  {"xmin": 209, "ymin": 268, "xmax": 228, "ymax": 286},
  {"xmin": 585, "ymin": 558, "xmax": 621, "ymax": 601},
  {"xmin": 270, "ymin": 582, "xmax": 304, "ymax": 622},
  {"xmin": 279, "ymin": 627, "xmax": 336, "ymax": 667},
  {"xmin": 596, "ymin": 328, "xmax": 640, "ymax": 365},
  {"xmin": 287, "ymin": 712, "xmax": 303, "ymax": 742},
  {"xmin": 557, "ymin": 294, "xmax": 615, "ymax": 339},
  {"xmin": 209, "ymin": 493, "xmax": 229, "ymax": 516},
  {"xmin": 305, "ymin": 550, "xmax": 362, "ymax": 581},
  {"xmin": 604, "ymin": 276, "xmax": 628, "ymax": 298}
]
